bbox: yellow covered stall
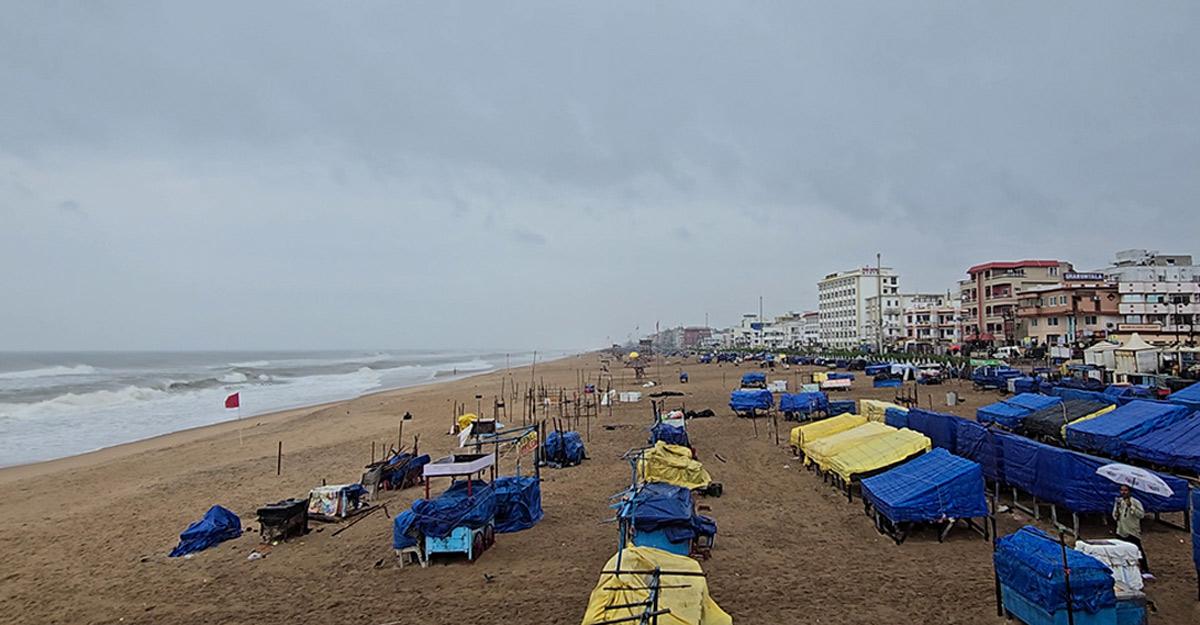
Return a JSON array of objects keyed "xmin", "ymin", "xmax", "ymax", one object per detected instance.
[
  {"xmin": 636, "ymin": 441, "xmax": 712, "ymax": 490},
  {"xmin": 789, "ymin": 413, "xmax": 866, "ymax": 451},
  {"xmin": 859, "ymin": 399, "xmax": 905, "ymax": 423},
  {"xmin": 580, "ymin": 547, "xmax": 731, "ymax": 625},
  {"xmin": 823, "ymin": 428, "xmax": 931, "ymax": 482}
]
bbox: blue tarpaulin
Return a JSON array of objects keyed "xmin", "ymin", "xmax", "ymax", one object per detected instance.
[
  {"xmin": 740, "ymin": 372, "xmax": 766, "ymax": 387},
  {"xmin": 729, "ymin": 389, "xmax": 773, "ymax": 412},
  {"xmin": 1012, "ymin": 377, "xmax": 1039, "ymax": 394},
  {"xmin": 905, "ymin": 409, "xmax": 963, "ymax": 452},
  {"xmin": 169, "ymin": 505, "xmax": 242, "ymax": 557},
  {"xmin": 1065, "ymin": 400, "xmax": 1192, "ymax": 457},
  {"xmin": 1191, "ymin": 487, "xmax": 1200, "ymax": 576},
  {"xmin": 861, "ymin": 448, "xmax": 988, "ymax": 523},
  {"xmin": 998, "ymin": 434, "xmax": 1187, "ymax": 513},
  {"xmin": 827, "ymin": 399, "xmax": 856, "ymax": 416},
  {"xmin": 779, "ymin": 391, "xmax": 827, "ymax": 415},
  {"xmin": 873, "ymin": 378, "xmax": 902, "ymax": 388},
  {"xmin": 1050, "ymin": 387, "xmax": 1116, "ymax": 406},
  {"xmin": 884, "ymin": 407, "xmax": 909, "ymax": 430},
  {"xmin": 408, "ymin": 480, "xmax": 497, "ymax": 539},
  {"xmin": 618, "ymin": 482, "xmax": 717, "ymax": 545},
  {"xmin": 1125, "ymin": 413, "xmax": 1200, "ymax": 474},
  {"xmin": 953, "ymin": 419, "xmax": 1008, "ymax": 482},
  {"xmin": 544, "ymin": 430, "xmax": 587, "ymax": 466},
  {"xmin": 995, "ymin": 526, "xmax": 1116, "ymax": 615},
  {"xmin": 649, "ymin": 422, "xmax": 690, "ymax": 448},
  {"xmin": 827, "ymin": 372, "xmax": 856, "ymax": 381},
  {"xmin": 1104, "ymin": 385, "xmax": 1154, "ymax": 403},
  {"xmin": 1170, "ymin": 381, "xmax": 1200, "ymax": 411},
  {"xmin": 977, "ymin": 394, "xmax": 1062, "ymax": 430},
  {"xmin": 865, "ymin": 364, "xmax": 891, "ymax": 376},
  {"xmin": 493, "ymin": 476, "xmax": 544, "ymax": 533}
]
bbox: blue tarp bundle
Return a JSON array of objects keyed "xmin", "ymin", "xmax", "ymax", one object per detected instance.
[
  {"xmin": 740, "ymin": 372, "xmax": 766, "ymax": 387},
  {"xmin": 650, "ymin": 422, "xmax": 690, "ymax": 448},
  {"xmin": 493, "ymin": 476, "xmax": 543, "ymax": 533},
  {"xmin": 1012, "ymin": 377, "xmax": 1039, "ymax": 394},
  {"xmin": 1065, "ymin": 400, "xmax": 1192, "ymax": 457},
  {"xmin": 779, "ymin": 391, "xmax": 827, "ymax": 415},
  {"xmin": 977, "ymin": 394, "xmax": 1062, "ymax": 430},
  {"xmin": 1050, "ymin": 387, "xmax": 1116, "ymax": 406},
  {"xmin": 544, "ymin": 430, "xmax": 587, "ymax": 465},
  {"xmin": 995, "ymin": 526, "xmax": 1116, "ymax": 615},
  {"xmin": 998, "ymin": 434, "xmax": 1187, "ymax": 513},
  {"xmin": 827, "ymin": 372, "xmax": 855, "ymax": 381},
  {"xmin": 1104, "ymin": 385, "xmax": 1154, "ymax": 403},
  {"xmin": 861, "ymin": 449, "xmax": 988, "ymax": 523},
  {"xmin": 865, "ymin": 364, "xmax": 891, "ymax": 376},
  {"xmin": 406, "ymin": 480, "xmax": 497, "ymax": 540},
  {"xmin": 618, "ymin": 482, "xmax": 717, "ymax": 545},
  {"xmin": 169, "ymin": 505, "xmax": 242, "ymax": 557},
  {"xmin": 884, "ymin": 407, "xmax": 909, "ymax": 429},
  {"xmin": 873, "ymin": 378, "xmax": 902, "ymax": 388},
  {"xmin": 905, "ymin": 409, "xmax": 963, "ymax": 451},
  {"xmin": 729, "ymin": 389, "xmax": 773, "ymax": 412},
  {"xmin": 1170, "ymin": 381, "xmax": 1200, "ymax": 411},
  {"xmin": 1125, "ymin": 413, "xmax": 1200, "ymax": 474},
  {"xmin": 827, "ymin": 399, "xmax": 856, "ymax": 416},
  {"xmin": 382, "ymin": 452, "xmax": 431, "ymax": 488}
]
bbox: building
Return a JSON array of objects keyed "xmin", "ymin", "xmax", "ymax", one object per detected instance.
[
  {"xmin": 680, "ymin": 326, "xmax": 713, "ymax": 349},
  {"xmin": 903, "ymin": 295, "xmax": 962, "ymax": 352},
  {"xmin": 801, "ymin": 311, "xmax": 820, "ymax": 347},
  {"xmin": 959, "ymin": 260, "xmax": 1073, "ymax": 346},
  {"xmin": 773, "ymin": 312, "xmax": 807, "ymax": 349},
  {"xmin": 1093, "ymin": 249, "xmax": 1199, "ymax": 346},
  {"xmin": 865, "ymin": 292, "xmax": 944, "ymax": 349},
  {"xmin": 1015, "ymin": 277, "xmax": 1121, "ymax": 347},
  {"xmin": 818, "ymin": 266, "xmax": 899, "ymax": 349}
]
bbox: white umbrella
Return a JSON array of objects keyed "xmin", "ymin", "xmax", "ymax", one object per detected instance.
[{"xmin": 1096, "ymin": 463, "xmax": 1174, "ymax": 497}]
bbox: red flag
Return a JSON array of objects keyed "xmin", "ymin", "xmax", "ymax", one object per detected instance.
[{"xmin": 225, "ymin": 392, "xmax": 240, "ymax": 409}]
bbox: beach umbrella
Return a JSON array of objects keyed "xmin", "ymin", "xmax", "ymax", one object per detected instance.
[
  {"xmin": 629, "ymin": 351, "xmax": 639, "ymax": 360},
  {"xmin": 1096, "ymin": 463, "xmax": 1174, "ymax": 497}
]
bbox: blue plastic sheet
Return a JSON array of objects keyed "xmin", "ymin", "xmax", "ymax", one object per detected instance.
[
  {"xmin": 1012, "ymin": 377, "xmax": 1038, "ymax": 394},
  {"xmin": 861, "ymin": 448, "xmax": 988, "ymax": 523},
  {"xmin": 977, "ymin": 394, "xmax": 1061, "ymax": 430},
  {"xmin": 1050, "ymin": 387, "xmax": 1117, "ymax": 406},
  {"xmin": 729, "ymin": 389, "xmax": 773, "ymax": 412},
  {"xmin": 827, "ymin": 399, "xmax": 856, "ymax": 416},
  {"xmin": 740, "ymin": 372, "xmax": 766, "ymax": 387},
  {"xmin": 779, "ymin": 391, "xmax": 827, "ymax": 415},
  {"xmin": 1125, "ymin": 413, "xmax": 1200, "ymax": 474},
  {"xmin": 618, "ymin": 482, "xmax": 716, "ymax": 545},
  {"xmin": 169, "ymin": 505, "xmax": 242, "ymax": 557},
  {"xmin": 995, "ymin": 526, "xmax": 1116, "ymax": 615},
  {"xmin": 827, "ymin": 372, "xmax": 855, "ymax": 381},
  {"xmin": 953, "ymin": 419, "xmax": 1008, "ymax": 482},
  {"xmin": 493, "ymin": 476, "xmax": 543, "ymax": 533},
  {"xmin": 1191, "ymin": 487, "xmax": 1200, "ymax": 574},
  {"xmin": 884, "ymin": 407, "xmax": 909, "ymax": 430},
  {"xmin": 1170, "ymin": 381, "xmax": 1200, "ymax": 411},
  {"xmin": 544, "ymin": 430, "xmax": 587, "ymax": 465},
  {"xmin": 649, "ymin": 422, "xmax": 690, "ymax": 448},
  {"xmin": 865, "ymin": 364, "xmax": 891, "ymax": 376},
  {"xmin": 905, "ymin": 409, "xmax": 963, "ymax": 451},
  {"xmin": 873, "ymin": 378, "xmax": 902, "ymax": 388},
  {"xmin": 1065, "ymin": 400, "xmax": 1192, "ymax": 457},
  {"xmin": 409, "ymin": 480, "xmax": 497, "ymax": 538}
]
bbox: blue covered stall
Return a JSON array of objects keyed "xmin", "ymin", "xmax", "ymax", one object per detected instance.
[
  {"xmin": 543, "ymin": 430, "xmax": 587, "ymax": 466},
  {"xmin": 953, "ymin": 419, "xmax": 1009, "ymax": 482},
  {"xmin": 827, "ymin": 399, "xmax": 856, "ymax": 416},
  {"xmin": 1125, "ymin": 412, "xmax": 1200, "ymax": 474},
  {"xmin": 617, "ymin": 482, "xmax": 716, "ymax": 556},
  {"xmin": 169, "ymin": 505, "xmax": 242, "ymax": 557},
  {"xmin": 729, "ymin": 389, "xmax": 773, "ymax": 415},
  {"xmin": 884, "ymin": 407, "xmax": 909, "ymax": 430},
  {"xmin": 976, "ymin": 393, "xmax": 1062, "ymax": 430},
  {"xmin": 865, "ymin": 363, "xmax": 891, "ymax": 376},
  {"xmin": 739, "ymin": 372, "xmax": 766, "ymax": 388},
  {"xmin": 1011, "ymin": 377, "xmax": 1039, "ymax": 394},
  {"xmin": 995, "ymin": 526, "xmax": 1117, "ymax": 622},
  {"xmin": 649, "ymin": 422, "xmax": 690, "ymax": 448},
  {"xmin": 905, "ymin": 408, "xmax": 963, "ymax": 452},
  {"xmin": 1065, "ymin": 399, "xmax": 1192, "ymax": 457},
  {"xmin": 392, "ymin": 480, "xmax": 497, "ymax": 551},
  {"xmin": 1169, "ymin": 381, "xmax": 1200, "ymax": 411},
  {"xmin": 492, "ymin": 476, "xmax": 544, "ymax": 533},
  {"xmin": 779, "ymin": 391, "xmax": 828, "ymax": 418},
  {"xmin": 861, "ymin": 449, "xmax": 989, "ymax": 543},
  {"xmin": 1051, "ymin": 386, "xmax": 1117, "ymax": 406},
  {"xmin": 827, "ymin": 372, "xmax": 855, "ymax": 381}
]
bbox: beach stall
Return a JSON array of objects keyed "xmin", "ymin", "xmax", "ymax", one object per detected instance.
[
  {"xmin": 1168, "ymin": 380, "xmax": 1200, "ymax": 411},
  {"xmin": 616, "ymin": 482, "xmax": 717, "ymax": 557},
  {"xmin": 650, "ymin": 421, "xmax": 690, "ymax": 448},
  {"xmin": 580, "ymin": 547, "xmax": 731, "ymax": 625},
  {"xmin": 543, "ymin": 429, "xmax": 587, "ymax": 467},
  {"xmin": 169, "ymin": 505, "xmax": 242, "ymax": 557},
  {"xmin": 779, "ymin": 391, "xmax": 828, "ymax": 421},
  {"xmin": 392, "ymin": 479, "xmax": 497, "ymax": 565},
  {"xmin": 1064, "ymin": 399, "xmax": 1192, "ymax": 457},
  {"xmin": 636, "ymin": 441, "xmax": 713, "ymax": 491},
  {"xmin": 1125, "ymin": 412, "xmax": 1200, "ymax": 475},
  {"xmin": 1020, "ymin": 400, "xmax": 1114, "ymax": 443},
  {"xmin": 307, "ymin": 483, "xmax": 370, "ymax": 521},
  {"xmin": 789, "ymin": 412, "xmax": 866, "ymax": 455},
  {"xmin": 728, "ymin": 388, "xmax": 773, "ymax": 418},
  {"xmin": 860, "ymin": 399, "xmax": 905, "ymax": 423},
  {"xmin": 802, "ymin": 421, "xmax": 893, "ymax": 469},
  {"xmin": 861, "ymin": 448, "xmax": 988, "ymax": 543},
  {"xmin": 994, "ymin": 526, "xmax": 1120, "ymax": 625},
  {"xmin": 739, "ymin": 372, "xmax": 767, "ymax": 389},
  {"xmin": 492, "ymin": 475, "xmax": 544, "ymax": 533},
  {"xmin": 976, "ymin": 393, "xmax": 1063, "ymax": 431}
]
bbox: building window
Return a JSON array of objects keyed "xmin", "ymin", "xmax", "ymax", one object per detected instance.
[
  {"xmin": 1031, "ymin": 318, "xmax": 1038, "ymax": 327},
  {"xmin": 1048, "ymin": 317, "xmax": 1059, "ymax": 326},
  {"xmin": 1049, "ymin": 267, "xmax": 1058, "ymax": 276},
  {"xmin": 1085, "ymin": 316, "xmax": 1097, "ymax": 325}
]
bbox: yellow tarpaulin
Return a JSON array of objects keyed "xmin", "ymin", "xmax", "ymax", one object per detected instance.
[
  {"xmin": 580, "ymin": 547, "xmax": 732, "ymax": 625},
  {"xmin": 813, "ymin": 371, "xmax": 829, "ymax": 383},
  {"xmin": 637, "ymin": 441, "xmax": 712, "ymax": 489},
  {"xmin": 859, "ymin": 399, "xmax": 906, "ymax": 423},
  {"xmin": 823, "ymin": 428, "xmax": 932, "ymax": 481},
  {"xmin": 457, "ymin": 412, "xmax": 479, "ymax": 431},
  {"xmin": 789, "ymin": 413, "xmax": 865, "ymax": 449},
  {"xmin": 1059, "ymin": 403, "xmax": 1117, "ymax": 439},
  {"xmin": 803, "ymin": 421, "xmax": 894, "ymax": 467}
]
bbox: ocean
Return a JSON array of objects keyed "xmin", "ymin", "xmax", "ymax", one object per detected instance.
[{"xmin": 0, "ymin": 349, "xmax": 540, "ymax": 467}]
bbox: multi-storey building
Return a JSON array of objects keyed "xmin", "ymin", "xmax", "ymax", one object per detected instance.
[
  {"xmin": 865, "ymin": 292, "xmax": 944, "ymax": 348},
  {"xmin": 1015, "ymin": 276, "xmax": 1121, "ymax": 347},
  {"xmin": 1094, "ymin": 249, "xmax": 1199, "ymax": 346},
  {"xmin": 817, "ymin": 266, "xmax": 899, "ymax": 349},
  {"xmin": 801, "ymin": 311, "xmax": 820, "ymax": 347},
  {"xmin": 959, "ymin": 260, "xmax": 1073, "ymax": 346},
  {"xmin": 903, "ymin": 295, "xmax": 962, "ymax": 352},
  {"xmin": 680, "ymin": 326, "xmax": 713, "ymax": 349}
]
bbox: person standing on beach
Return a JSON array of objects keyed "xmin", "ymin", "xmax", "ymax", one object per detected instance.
[{"xmin": 1112, "ymin": 485, "xmax": 1151, "ymax": 577}]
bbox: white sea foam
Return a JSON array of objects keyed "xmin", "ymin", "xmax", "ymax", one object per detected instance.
[
  {"xmin": 227, "ymin": 360, "xmax": 270, "ymax": 368},
  {"xmin": 0, "ymin": 364, "xmax": 98, "ymax": 380}
]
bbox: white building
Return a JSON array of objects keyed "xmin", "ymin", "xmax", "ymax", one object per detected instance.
[
  {"xmin": 774, "ymin": 312, "xmax": 807, "ymax": 349},
  {"xmin": 818, "ymin": 266, "xmax": 900, "ymax": 349},
  {"xmin": 903, "ymin": 295, "xmax": 963, "ymax": 351},
  {"xmin": 1094, "ymin": 249, "xmax": 1199, "ymax": 346},
  {"xmin": 802, "ymin": 311, "xmax": 820, "ymax": 347},
  {"xmin": 864, "ymin": 292, "xmax": 942, "ymax": 348}
]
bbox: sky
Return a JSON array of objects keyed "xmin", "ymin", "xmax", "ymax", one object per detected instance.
[{"xmin": 2, "ymin": 2, "xmax": 1198, "ymax": 351}]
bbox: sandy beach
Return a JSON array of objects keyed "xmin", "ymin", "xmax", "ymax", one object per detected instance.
[{"xmin": 1, "ymin": 353, "xmax": 1196, "ymax": 625}]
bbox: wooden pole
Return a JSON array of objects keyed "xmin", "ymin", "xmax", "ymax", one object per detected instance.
[{"xmin": 276, "ymin": 441, "xmax": 282, "ymax": 476}]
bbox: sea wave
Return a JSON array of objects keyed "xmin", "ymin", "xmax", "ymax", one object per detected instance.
[
  {"xmin": 0, "ymin": 385, "xmax": 170, "ymax": 420},
  {"xmin": 227, "ymin": 360, "xmax": 270, "ymax": 368},
  {"xmin": 0, "ymin": 364, "xmax": 98, "ymax": 380}
]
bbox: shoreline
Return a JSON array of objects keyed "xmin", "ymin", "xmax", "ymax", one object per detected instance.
[{"xmin": 0, "ymin": 351, "xmax": 576, "ymax": 484}]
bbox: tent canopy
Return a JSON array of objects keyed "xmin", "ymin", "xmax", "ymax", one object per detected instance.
[
  {"xmin": 1125, "ymin": 412, "xmax": 1200, "ymax": 474},
  {"xmin": 821, "ymin": 427, "xmax": 932, "ymax": 482},
  {"xmin": 994, "ymin": 526, "xmax": 1116, "ymax": 615},
  {"xmin": 580, "ymin": 547, "xmax": 732, "ymax": 625},
  {"xmin": 789, "ymin": 412, "xmax": 865, "ymax": 448},
  {"xmin": 636, "ymin": 441, "xmax": 712, "ymax": 489},
  {"xmin": 861, "ymin": 448, "xmax": 988, "ymax": 523},
  {"xmin": 1065, "ymin": 399, "xmax": 1192, "ymax": 456}
]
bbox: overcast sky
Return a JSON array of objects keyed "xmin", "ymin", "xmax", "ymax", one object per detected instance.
[{"xmin": 2, "ymin": 2, "xmax": 1198, "ymax": 351}]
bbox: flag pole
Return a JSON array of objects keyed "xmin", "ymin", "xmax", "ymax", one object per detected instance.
[{"xmin": 238, "ymin": 402, "xmax": 243, "ymax": 446}]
